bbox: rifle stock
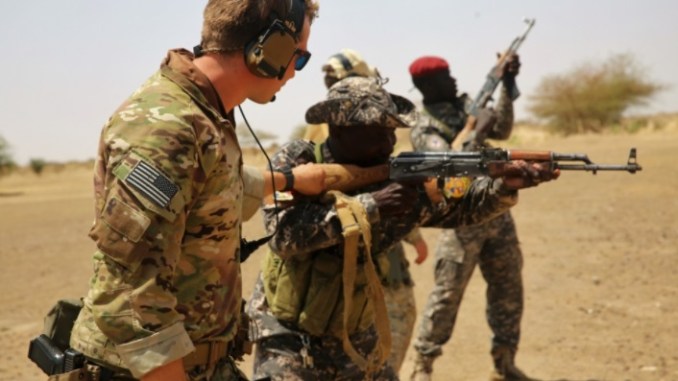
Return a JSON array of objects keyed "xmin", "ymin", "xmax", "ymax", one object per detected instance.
[
  {"xmin": 450, "ymin": 114, "xmax": 476, "ymax": 151},
  {"xmin": 318, "ymin": 163, "xmax": 444, "ymax": 203},
  {"xmin": 318, "ymin": 163, "xmax": 390, "ymax": 192}
]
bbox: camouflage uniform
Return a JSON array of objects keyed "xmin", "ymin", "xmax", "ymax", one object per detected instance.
[
  {"xmin": 247, "ymin": 77, "xmax": 519, "ymax": 381},
  {"xmin": 315, "ymin": 50, "xmax": 420, "ymax": 374},
  {"xmin": 299, "ymin": 128, "xmax": 418, "ymax": 374},
  {"xmin": 249, "ymin": 276, "xmax": 399, "ymax": 381},
  {"xmin": 70, "ymin": 49, "xmax": 255, "ymax": 381},
  {"xmin": 410, "ymin": 86, "xmax": 526, "ymax": 376},
  {"xmin": 381, "ymin": 229, "xmax": 422, "ymax": 373}
]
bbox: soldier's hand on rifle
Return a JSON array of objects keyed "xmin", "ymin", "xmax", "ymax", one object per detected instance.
[
  {"xmin": 499, "ymin": 52, "xmax": 521, "ymax": 78},
  {"xmin": 371, "ymin": 182, "xmax": 419, "ymax": 218},
  {"xmin": 500, "ymin": 160, "xmax": 560, "ymax": 190},
  {"xmin": 498, "ymin": 52, "xmax": 521, "ymax": 93},
  {"xmin": 292, "ymin": 163, "xmax": 326, "ymax": 195}
]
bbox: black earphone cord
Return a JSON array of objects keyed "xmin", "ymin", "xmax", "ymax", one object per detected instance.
[{"xmin": 238, "ymin": 105, "xmax": 282, "ymax": 262}]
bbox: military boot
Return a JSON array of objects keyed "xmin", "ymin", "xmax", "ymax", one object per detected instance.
[
  {"xmin": 489, "ymin": 346, "xmax": 539, "ymax": 381},
  {"xmin": 409, "ymin": 353, "xmax": 435, "ymax": 381}
]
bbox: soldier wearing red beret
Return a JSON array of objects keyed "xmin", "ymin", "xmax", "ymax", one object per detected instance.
[
  {"xmin": 407, "ymin": 53, "xmax": 535, "ymax": 381},
  {"xmin": 408, "ymin": 56, "xmax": 450, "ymax": 78}
]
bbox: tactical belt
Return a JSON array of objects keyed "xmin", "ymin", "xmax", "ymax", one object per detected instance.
[
  {"xmin": 183, "ymin": 340, "xmax": 230, "ymax": 370},
  {"xmin": 45, "ymin": 341, "xmax": 231, "ymax": 381}
]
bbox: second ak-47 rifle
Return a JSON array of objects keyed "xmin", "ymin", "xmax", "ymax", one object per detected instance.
[
  {"xmin": 450, "ymin": 18, "xmax": 536, "ymax": 151},
  {"xmin": 319, "ymin": 148, "xmax": 642, "ymax": 193}
]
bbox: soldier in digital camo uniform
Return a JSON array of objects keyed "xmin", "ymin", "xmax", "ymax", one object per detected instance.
[
  {"xmin": 310, "ymin": 49, "xmax": 430, "ymax": 374},
  {"xmin": 67, "ymin": 1, "xmax": 322, "ymax": 381},
  {"xmin": 406, "ymin": 55, "xmax": 535, "ymax": 381},
  {"xmin": 246, "ymin": 76, "xmax": 558, "ymax": 381}
]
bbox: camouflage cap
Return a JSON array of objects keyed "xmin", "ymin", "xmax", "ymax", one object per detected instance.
[
  {"xmin": 305, "ymin": 77, "xmax": 417, "ymax": 128},
  {"xmin": 322, "ymin": 49, "xmax": 381, "ymax": 81}
]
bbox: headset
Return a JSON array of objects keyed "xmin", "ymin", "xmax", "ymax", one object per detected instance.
[{"xmin": 244, "ymin": 0, "xmax": 310, "ymax": 80}]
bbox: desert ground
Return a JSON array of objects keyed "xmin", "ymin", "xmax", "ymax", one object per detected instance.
[{"xmin": 1, "ymin": 122, "xmax": 676, "ymax": 381}]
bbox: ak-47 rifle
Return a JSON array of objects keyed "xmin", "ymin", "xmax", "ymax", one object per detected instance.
[
  {"xmin": 450, "ymin": 18, "xmax": 536, "ymax": 151},
  {"xmin": 389, "ymin": 147, "xmax": 641, "ymax": 181},
  {"xmin": 319, "ymin": 148, "xmax": 642, "ymax": 192}
]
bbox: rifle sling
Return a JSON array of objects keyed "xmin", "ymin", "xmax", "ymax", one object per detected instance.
[
  {"xmin": 327, "ymin": 190, "xmax": 391, "ymax": 374},
  {"xmin": 315, "ymin": 144, "xmax": 391, "ymax": 374}
]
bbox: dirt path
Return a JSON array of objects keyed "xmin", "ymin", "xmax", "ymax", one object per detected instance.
[{"xmin": 1, "ymin": 129, "xmax": 676, "ymax": 381}]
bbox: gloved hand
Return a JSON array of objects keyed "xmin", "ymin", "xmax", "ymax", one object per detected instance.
[
  {"xmin": 500, "ymin": 160, "xmax": 560, "ymax": 190},
  {"xmin": 371, "ymin": 182, "xmax": 419, "ymax": 218}
]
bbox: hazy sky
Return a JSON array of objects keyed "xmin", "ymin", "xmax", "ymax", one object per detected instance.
[{"xmin": 1, "ymin": 0, "xmax": 676, "ymax": 164}]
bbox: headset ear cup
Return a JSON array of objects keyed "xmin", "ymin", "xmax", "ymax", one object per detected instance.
[
  {"xmin": 243, "ymin": 0, "xmax": 307, "ymax": 79},
  {"xmin": 244, "ymin": 40, "xmax": 266, "ymax": 75},
  {"xmin": 244, "ymin": 21, "xmax": 298, "ymax": 79}
]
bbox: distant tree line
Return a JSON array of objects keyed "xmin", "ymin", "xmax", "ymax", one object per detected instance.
[
  {"xmin": 0, "ymin": 135, "xmax": 15, "ymax": 176},
  {"xmin": 0, "ymin": 135, "xmax": 48, "ymax": 177},
  {"xmin": 236, "ymin": 124, "xmax": 278, "ymax": 148}
]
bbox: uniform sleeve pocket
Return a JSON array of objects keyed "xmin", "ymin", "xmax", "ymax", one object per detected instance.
[
  {"xmin": 102, "ymin": 197, "xmax": 151, "ymax": 243},
  {"xmin": 90, "ymin": 196, "xmax": 152, "ymax": 269}
]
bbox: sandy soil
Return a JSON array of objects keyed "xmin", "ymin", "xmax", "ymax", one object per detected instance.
[{"xmin": 1, "ymin": 127, "xmax": 676, "ymax": 381}]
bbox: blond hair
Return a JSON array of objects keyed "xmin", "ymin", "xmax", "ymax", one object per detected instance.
[{"xmin": 201, "ymin": 0, "xmax": 319, "ymax": 53}]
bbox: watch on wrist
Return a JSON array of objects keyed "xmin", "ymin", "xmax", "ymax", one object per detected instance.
[{"xmin": 281, "ymin": 167, "xmax": 294, "ymax": 192}]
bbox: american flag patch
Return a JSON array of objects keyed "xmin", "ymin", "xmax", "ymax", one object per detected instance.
[{"xmin": 126, "ymin": 161, "xmax": 179, "ymax": 209}]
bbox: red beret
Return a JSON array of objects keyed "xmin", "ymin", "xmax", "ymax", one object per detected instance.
[{"xmin": 408, "ymin": 56, "xmax": 449, "ymax": 78}]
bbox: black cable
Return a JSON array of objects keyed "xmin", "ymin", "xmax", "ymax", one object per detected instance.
[{"xmin": 237, "ymin": 105, "xmax": 281, "ymax": 262}]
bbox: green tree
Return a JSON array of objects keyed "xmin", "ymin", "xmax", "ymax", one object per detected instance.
[
  {"xmin": 0, "ymin": 135, "xmax": 16, "ymax": 176},
  {"xmin": 29, "ymin": 158, "xmax": 47, "ymax": 175},
  {"xmin": 528, "ymin": 54, "xmax": 664, "ymax": 134}
]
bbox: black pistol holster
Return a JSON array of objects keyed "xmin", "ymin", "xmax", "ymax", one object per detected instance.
[{"xmin": 28, "ymin": 299, "xmax": 86, "ymax": 378}]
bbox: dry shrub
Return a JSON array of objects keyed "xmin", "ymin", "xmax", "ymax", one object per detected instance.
[{"xmin": 528, "ymin": 54, "xmax": 665, "ymax": 135}]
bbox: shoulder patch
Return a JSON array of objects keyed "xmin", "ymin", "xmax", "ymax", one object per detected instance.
[{"xmin": 126, "ymin": 161, "xmax": 179, "ymax": 209}]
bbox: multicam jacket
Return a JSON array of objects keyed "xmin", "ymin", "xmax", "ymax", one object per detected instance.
[
  {"xmin": 410, "ymin": 87, "xmax": 514, "ymax": 152},
  {"xmin": 70, "ymin": 49, "xmax": 247, "ymax": 378},
  {"xmin": 247, "ymin": 139, "xmax": 518, "ymax": 340}
]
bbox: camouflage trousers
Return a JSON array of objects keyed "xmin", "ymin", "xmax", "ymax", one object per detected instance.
[
  {"xmin": 383, "ymin": 282, "xmax": 416, "ymax": 373},
  {"xmin": 413, "ymin": 212, "xmax": 523, "ymax": 361},
  {"xmin": 253, "ymin": 326, "xmax": 398, "ymax": 381}
]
